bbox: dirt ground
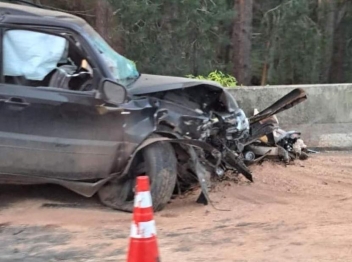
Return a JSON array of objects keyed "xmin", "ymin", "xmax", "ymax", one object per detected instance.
[{"xmin": 1, "ymin": 152, "xmax": 352, "ymax": 262}]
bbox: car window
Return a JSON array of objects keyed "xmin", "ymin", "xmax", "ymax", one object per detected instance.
[
  {"xmin": 83, "ymin": 23, "xmax": 139, "ymax": 87},
  {"xmin": 2, "ymin": 29, "xmax": 95, "ymax": 92}
]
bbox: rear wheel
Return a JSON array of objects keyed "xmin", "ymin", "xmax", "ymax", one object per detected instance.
[{"xmin": 98, "ymin": 135, "xmax": 177, "ymax": 212}]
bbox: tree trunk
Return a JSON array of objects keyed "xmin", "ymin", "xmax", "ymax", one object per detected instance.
[
  {"xmin": 329, "ymin": 24, "xmax": 345, "ymax": 83},
  {"xmin": 95, "ymin": 0, "xmax": 124, "ymax": 54},
  {"xmin": 318, "ymin": 0, "xmax": 336, "ymax": 83},
  {"xmin": 329, "ymin": 1, "xmax": 348, "ymax": 83},
  {"xmin": 232, "ymin": 0, "xmax": 253, "ymax": 85},
  {"xmin": 260, "ymin": 41, "xmax": 270, "ymax": 86}
]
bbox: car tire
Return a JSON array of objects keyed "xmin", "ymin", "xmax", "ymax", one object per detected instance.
[{"xmin": 98, "ymin": 135, "xmax": 177, "ymax": 213}]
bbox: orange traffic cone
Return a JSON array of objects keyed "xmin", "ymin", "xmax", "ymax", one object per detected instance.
[{"xmin": 127, "ymin": 176, "xmax": 160, "ymax": 262}]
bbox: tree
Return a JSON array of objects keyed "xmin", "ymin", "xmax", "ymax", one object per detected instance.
[
  {"xmin": 232, "ymin": 0, "xmax": 253, "ymax": 85},
  {"xmin": 108, "ymin": 0, "xmax": 234, "ymax": 76},
  {"xmin": 258, "ymin": 0, "xmax": 322, "ymax": 85},
  {"xmin": 16, "ymin": 0, "xmax": 352, "ymax": 86},
  {"xmin": 95, "ymin": 0, "xmax": 124, "ymax": 53},
  {"xmin": 318, "ymin": 0, "xmax": 337, "ymax": 83},
  {"xmin": 328, "ymin": 0, "xmax": 351, "ymax": 83}
]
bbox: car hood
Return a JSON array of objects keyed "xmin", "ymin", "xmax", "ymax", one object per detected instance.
[{"xmin": 127, "ymin": 73, "xmax": 224, "ymax": 95}]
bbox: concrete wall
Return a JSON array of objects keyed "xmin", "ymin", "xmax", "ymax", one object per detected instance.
[{"xmin": 227, "ymin": 84, "xmax": 352, "ymax": 149}]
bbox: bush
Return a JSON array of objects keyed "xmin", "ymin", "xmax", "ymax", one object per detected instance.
[{"xmin": 186, "ymin": 70, "xmax": 237, "ymax": 87}]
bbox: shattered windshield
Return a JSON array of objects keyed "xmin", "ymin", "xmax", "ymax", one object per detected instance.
[{"xmin": 83, "ymin": 24, "xmax": 139, "ymax": 86}]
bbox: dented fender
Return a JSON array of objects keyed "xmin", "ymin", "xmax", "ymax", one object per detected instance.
[{"xmin": 117, "ymin": 135, "xmax": 222, "ymax": 205}]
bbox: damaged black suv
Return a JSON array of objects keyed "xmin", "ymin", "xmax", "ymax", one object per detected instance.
[{"xmin": 0, "ymin": 2, "xmax": 307, "ymax": 212}]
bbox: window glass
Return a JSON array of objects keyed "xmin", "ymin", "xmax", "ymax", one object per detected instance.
[
  {"xmin": 83, "ymin": 23, "xmax": 139, "ymax": 86},
  {"xmin": 2, "ymin": 29, "xmax": 94, "ymax": 91}
]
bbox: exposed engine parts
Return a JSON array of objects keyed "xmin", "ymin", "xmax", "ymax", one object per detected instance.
[{"xmin": 152, "ymin": 85, "xmax": 311, "ymax": 187}]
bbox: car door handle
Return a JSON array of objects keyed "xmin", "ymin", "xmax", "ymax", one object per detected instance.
[{"xmin": 4, "ymin": 97, "xmax": 30, "ymax": 108}]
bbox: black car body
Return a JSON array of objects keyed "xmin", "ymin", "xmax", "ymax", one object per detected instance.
[{"xmin": 0, "ymin": 2, "xmax": 307, "ymax": 212}]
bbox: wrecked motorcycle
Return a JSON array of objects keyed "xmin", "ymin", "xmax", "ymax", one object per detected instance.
[
  {"xmin": 237, "ymin": 88, "xmax": 310, "ymax": 165},
  {"xmin": 242, "ymin": 116, "xmax": 310, "ymax": 164}
]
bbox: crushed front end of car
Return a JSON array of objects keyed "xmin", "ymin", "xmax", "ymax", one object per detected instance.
[
  {"xmin": 128, "ymin": 79, "xmax": 309, "ymax": 192},
  {"xmin": 127, "ymin": 74, "xmax": 254, "ymax": 193}
]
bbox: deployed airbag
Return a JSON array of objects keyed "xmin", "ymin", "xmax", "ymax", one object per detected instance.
[{"xmin": 3, "ymin": 30, "xmax": 67, "ymax": 81}]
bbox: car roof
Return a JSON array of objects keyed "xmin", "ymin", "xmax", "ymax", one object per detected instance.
[{"xmin": 0, "ymin": 2, "xmax": 86, "ymax": 26}]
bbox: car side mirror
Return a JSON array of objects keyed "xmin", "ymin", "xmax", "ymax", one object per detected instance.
[{"xmin": 101, "ymin": 80, "xmax": 127, "ymax": 105}]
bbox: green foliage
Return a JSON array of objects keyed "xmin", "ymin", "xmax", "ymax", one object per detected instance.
[
  {"xmin": 108, "ymin": 0, "xmax": 234, "ymax": 77},
  {"xmin": 258, "ymin": 0, "xmax": 322, "ymax": 84},
  {"xmin": 38, "ymin": 0, "xmax": 352, "ymax": 85},
  {"xmin": 186, "ymin": 70, "xmax": 237, "ymax": 87}
]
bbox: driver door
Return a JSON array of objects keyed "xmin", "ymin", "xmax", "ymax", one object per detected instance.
[{"xmin": 0, "ymin": 26, "xmax": 128, "ymax": 181}]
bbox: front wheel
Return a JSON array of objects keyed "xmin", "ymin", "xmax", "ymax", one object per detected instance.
[{"xmin": 98, "ymin": 135, "xmax": 177, "ymax": 212}]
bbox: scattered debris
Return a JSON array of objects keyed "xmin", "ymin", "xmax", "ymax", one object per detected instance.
[{"xmin": 242, "ymin": 112, "xmax": 312, "ymax": 165}]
